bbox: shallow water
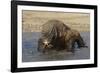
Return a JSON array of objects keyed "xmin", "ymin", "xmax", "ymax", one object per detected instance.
[{"xmin": 22, "ymin": 32, "xmax": 90, "ymax": 62}]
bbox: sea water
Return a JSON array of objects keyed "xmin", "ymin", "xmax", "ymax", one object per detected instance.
[{"xmin": 22, "ymin": 32, "xmax": 90, "ymax": 62}]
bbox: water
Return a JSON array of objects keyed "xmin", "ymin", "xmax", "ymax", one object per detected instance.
[{"xmin": 22, "ymin": 32, "xmax": 90, "ymax": 62}]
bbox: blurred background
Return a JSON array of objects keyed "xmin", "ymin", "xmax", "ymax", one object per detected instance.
[{"xmin": 22, "ymin": 10, "xmax": 90, "ymax": 32}]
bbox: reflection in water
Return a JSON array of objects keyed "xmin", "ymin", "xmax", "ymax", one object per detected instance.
[{"xmin": 22, "ymin": 32, "xmax": 90, "ymax": 62}]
